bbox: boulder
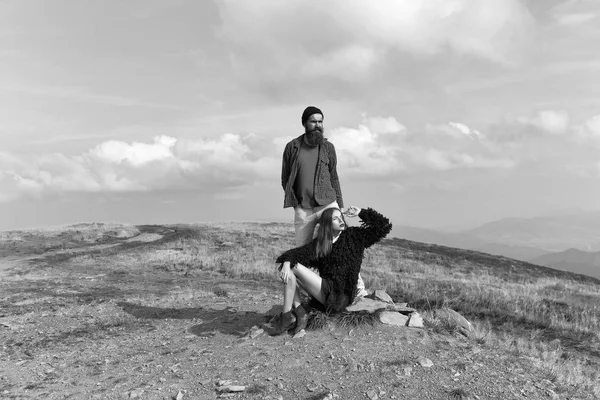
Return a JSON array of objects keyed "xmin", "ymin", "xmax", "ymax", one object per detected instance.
[{"xmin": 434, "ymin": 308, "xmax": 472, "ymax": 334}]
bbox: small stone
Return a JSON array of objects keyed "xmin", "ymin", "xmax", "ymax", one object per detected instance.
[
  {"xmin": 407, "ymin": 313, "xmax": 424, "ymax": 328},
  {"xmin": 293, "ymin": 330, "xmax": 306, "ymax": 338},
  {"xmin": 403, "ymin": 367, "xmax": 412, "ymax": 376},
  {"xmin": 128, "ymin": 389, "xmax": 144, "ymax": 398},
  {"xmin": 217, "ymin": 385, "xmax": 245, "ymax": 393},
  {"xmin": 366, "ymin": 389, "xmax": 379, "ymax": 400},
  {"xmin": 249, "ymin": 327, "xmax": 264, "ymax": 339},
  {"xmin": 418, "ymin": 357, "xmax": 433, "ymax": 368}
]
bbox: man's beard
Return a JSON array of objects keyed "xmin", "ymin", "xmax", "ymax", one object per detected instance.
[{"xmin": 305, "ymin": 129, "xmax": 324, "ymax": 147}]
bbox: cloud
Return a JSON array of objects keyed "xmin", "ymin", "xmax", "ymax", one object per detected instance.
[
  {"xmin": 2, "ymin": 82, "xmax": 176, "ymax": 108},
  {"xmin": 573, "ymin": 114, "xmax": 600, "ymax": 148},
  {"xmin": 7, "ymin": 109, "xmax": 600, "ymax": 202},
  {"xmin": 0, "ymin": 134, "xmax": 279, "ymax": 202},
  {"xmin": 329, "ymin": 116, "xmax": 513, "ymax": 175},
  {"xmin": 217, "ymin": 0, "xmax": 535, "ymax": 85},
  {"xmin": 519, "ymin": 110, "xmax": 570, "ymax": 135},
  {"xmin": 90, "ymin": 135, "xmax": 176, "ymax": 166}
]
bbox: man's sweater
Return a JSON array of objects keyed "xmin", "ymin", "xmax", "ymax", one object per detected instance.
[{"xmin": 275, "ymin": 208, "xmax": 392, "ymax": 312}]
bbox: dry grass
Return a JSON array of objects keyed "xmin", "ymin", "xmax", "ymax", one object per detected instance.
[{"xmin": 3, "ymin": 220, "xmax": 600, "ymax": 395}]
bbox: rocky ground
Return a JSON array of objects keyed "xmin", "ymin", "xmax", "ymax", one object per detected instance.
[{"xmin": 0, "ymin": 226, "xmax": 583, "ymax": 400}]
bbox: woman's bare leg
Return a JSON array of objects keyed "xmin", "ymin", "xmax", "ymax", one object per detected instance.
[
  {"xmin": 283, "ymin": 273, "xmax": 297, "ymax": 313},
  {"xmin": 292, "ymin": 263, "xmax": 325, "ymax": 304}
]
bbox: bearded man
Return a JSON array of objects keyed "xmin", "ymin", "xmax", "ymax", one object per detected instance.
[{"xmin": 281, "ymin": 106, "xmax": 367, "ymax": 297}]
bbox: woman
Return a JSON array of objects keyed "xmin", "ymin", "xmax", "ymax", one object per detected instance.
[{"xmin": 274, "ymin": 205, "xmax": 392, "ymax": 334}]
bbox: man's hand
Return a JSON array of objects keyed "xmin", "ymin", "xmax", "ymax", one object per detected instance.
[
  {"xmin": 279, "ymin": 261, "xmax": 292, "ymax": 284},
  {"xmin": 344, "ymin": 206, "xmax": 362, "ymax": 218}
]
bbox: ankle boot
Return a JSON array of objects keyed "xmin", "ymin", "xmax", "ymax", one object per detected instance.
[
  {"xmin": 292, "ymin": 305, "xmax": 307, "ymax": 334},
  {"xmin": 274, "ymin": 311, "xmax": 296, "ymax": 335}
]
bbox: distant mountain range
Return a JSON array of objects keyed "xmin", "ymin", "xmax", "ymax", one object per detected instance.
[
  {"xmin": 531, "ymin": 249, "xmax": 600, "ymax": 280},
  {"xmin": 462, "ymin": 211, "xmax": 600, "ymax": 252},
  {"xmin": 390, "ymin": 225, "xmax": 550, "ymax": 261},
  {"xmin": 391, "ymin": 209, "xmax": 600, "ymax": 280}
]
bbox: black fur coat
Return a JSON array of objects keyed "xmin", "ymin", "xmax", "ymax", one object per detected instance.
[{"xmin": 275, "ymin": 208, "xmax": 392, "ymax": 312}]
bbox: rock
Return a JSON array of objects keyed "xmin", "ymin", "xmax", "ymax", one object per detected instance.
[
  {"xmin": 403, "ymin": 367, "xmax": 412, "ymax": 376},
  {"xmin": 366, "ymin": 389, "xmax": 379, "ymax": 400},
  {"xmin": 388, "ymin": 304, "xmax": 417, "ymax": 314},
  {"xmin": 434, "ymin": 308, "xmax": 472, "ymax": 334},
  {"xmin": 128, "ymin": 389, "xmax": 144, "ymax": 398},
  {"xmin": 217, "ymin": 385, "xmax": 245, "ymax": 393},
  {"xmin": 175, "ymin": 391, "xmax": 184, "ymax": 400},
  {"xmin": 249, "ymin": 326, "xmax": 264, "ymax": 339},
  {"xmin": 378, "ymin": 311, "xmax": 409, "ymax": 326},
  {"xmin": 346, "ymin": 298, "xmax": 389, "ymax": 313},
  {"xmin": 370, "ymin": 289, "xmax": 394, "ymax": 304},
  {"xmin": 407, "ymin": 313, "xmax": 424, "ymax": 328},
  {"xmin": 293, "ymin": 330, "xmax": 306, "ymax": 338},
  {"xmin": 307, "ymin": 383, "xmax": 319, "ymax": 392},
  {"xmin": 418, "ymin": 357, "xmax": 433, "ymax": 368}
]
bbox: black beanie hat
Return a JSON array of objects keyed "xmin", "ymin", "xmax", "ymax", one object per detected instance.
[{"xmin": 301, "ymin": 106, "xmax": 324, "ymax": 126}]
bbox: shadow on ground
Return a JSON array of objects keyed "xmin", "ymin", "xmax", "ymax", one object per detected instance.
[{"xmin": 118, "ymin": 301, "xmax": 267, "ymax": 337}]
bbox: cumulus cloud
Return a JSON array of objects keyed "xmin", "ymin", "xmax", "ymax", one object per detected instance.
[
  {"xmin": 217, "ymin": 0, "xmax": 535, "ymax": 85},
  {"xmin": 0, "ymin": 134, "xmax": 279, "ymax": 202},
  {"xmin": 6, "ymin": 109, "xmax": 600, "ymax": 202},
  {"xmin": 329, "ymin": 116, "xmax": 513, "ymax": 175},
  {"xmin": 519, "ymin": 110, "xmax": 570, "ymax": 135},
  {"xmin": 574, "ymin": 114, "xmax": 600, "ymax": 147},
  {"xmin": 90, "ymin": 135, "xmax": 176, "ymax": 166}
]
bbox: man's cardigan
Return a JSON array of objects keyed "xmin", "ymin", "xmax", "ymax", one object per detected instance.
[{"xmin": 281, "ymin": 134, "xmax": 343, "ymax": 209}]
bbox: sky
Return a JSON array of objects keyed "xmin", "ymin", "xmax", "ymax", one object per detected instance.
[{"xmin": 2, "ymin": 0, "xmax": 600, "ymax": 232}]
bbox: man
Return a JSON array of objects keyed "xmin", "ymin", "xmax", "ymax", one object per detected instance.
[{"xmin": 281, "ymin": 106, "xmax": 367, "ymax": 297}]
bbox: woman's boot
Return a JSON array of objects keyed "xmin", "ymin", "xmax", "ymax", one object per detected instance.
[
  {"xmin": 292, "ymin": 305, "xmax": 307, "ymax": 334},
  {"xmin": 274, "ymin": 311, "xmax": 296, "ymax": 335}
]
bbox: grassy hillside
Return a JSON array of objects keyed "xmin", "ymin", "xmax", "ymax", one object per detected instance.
[{"xmin": 2, "ymin": 222, "xmax": 600, "ymax": 398}]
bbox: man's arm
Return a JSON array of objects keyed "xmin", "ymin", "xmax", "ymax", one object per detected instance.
[
  {"xmin": 281, "ymin": 143, "xmax": 291, "ymax": 190},
  {"xmin": 328, "ymin": 144, "xmax": 344, "ymax": 209}
]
